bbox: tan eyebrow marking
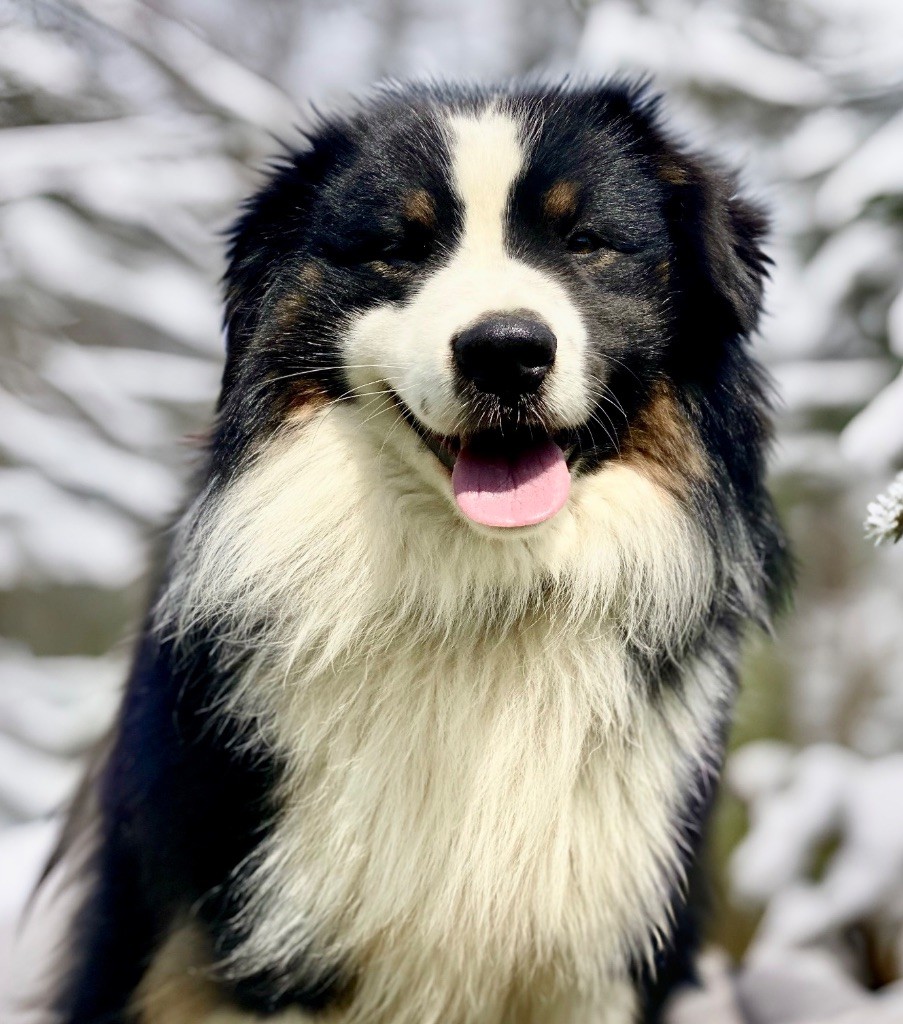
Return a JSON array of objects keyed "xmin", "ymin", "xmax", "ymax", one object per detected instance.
[
  {"xmin": 592, "ymin": 251, "xmax": 619, "ymax": 271},
  {"xmin": 543, "ymin": 180, "xmax": 580, "ymax": 221},
  {"xmin": 298, "ymin": 261, "xmax": 323, "ymax": 289},
  {"xmin": 657, "ymin": 162, "xmax": 689, "ymax": 186},
  {"xmin": 403, "ymin": 188, "xmax": 437, "ymax": 229}
]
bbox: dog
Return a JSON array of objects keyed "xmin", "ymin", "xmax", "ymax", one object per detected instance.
[{"xmin": 40, "ymin": 79, "xmax": 789, "ymax": 1024}]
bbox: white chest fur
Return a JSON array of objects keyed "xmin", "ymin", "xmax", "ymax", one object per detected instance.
[{"xmin": 164, "ymin": 407, "xmax": 726, "ymax": 1024}]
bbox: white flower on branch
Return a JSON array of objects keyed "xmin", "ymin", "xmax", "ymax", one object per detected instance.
[{"xmin": 865, "ymin": 472, "xmax": 903, "ymax": 545}]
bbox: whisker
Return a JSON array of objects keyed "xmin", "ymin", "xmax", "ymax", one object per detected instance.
[
  {"xmin": 376, "ymin": 400, "xmax": 415, "ymax": 470},
  {"xmin": 600, "ymin": 354, "xmax": 642, "ymax": 384},
  {"xmin": 261, "ymin": 363, "xmax": 406, "ymax": 389},
  {"xmin": 584, "ymin": 380, "xmax": 629, "ymax": 423},
  {"xmin": 586, "ymin": 408, "xmax": 621, "ymax": 455},
  {"xmin": 358, "ymin": 395, "xmax": 396, "ymax": 431}
]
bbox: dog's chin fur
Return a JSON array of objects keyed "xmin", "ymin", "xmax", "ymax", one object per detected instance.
[{"xmin": 154, "ymin": 403, "xmax": 723, "ymax": 1024}]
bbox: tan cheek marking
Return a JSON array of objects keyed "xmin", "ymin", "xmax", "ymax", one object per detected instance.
[
  {"xmin": 618, "ymin": 382, "xmax": 708, "ymax": 495},
  {"xmin": 403, "ymin": 188, "xmax": 437, "ymax": 229},
  {"xmin": 284, "ymin": 381, "xmax": 331, "ymax": 420},
  {"xmin": 253, "ymin": 262, "xmax": 332, "ymax": 420},
  {"xmin": 130, "ymin": 925, "xmax": 224, "ymax": 1024},
  {"xmin": 656, "ymin": 259, "xmax": 671, "ymax": 283},
  {"xmin": 262, "ymin": 263, "xmax": 323, "ymax": 339},
  {"xmin": 543, "ymin": 180, "xmax": 579, "ymax": 221},
  {"xmin": 658, "ymin": 162, "xmax": 690, "ymax": 186},
  {"xmin": 272, "ymin": 289, "xmax": 307, "ymax": 331}
]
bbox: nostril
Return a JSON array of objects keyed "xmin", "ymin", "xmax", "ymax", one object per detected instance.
[
  {"xmin": 518, "ymin": 335, "xmax": 557, "ymax": 369},
  {"xmin": 452, "ymin": 314, "xmax": 557, "ymax": 397}
]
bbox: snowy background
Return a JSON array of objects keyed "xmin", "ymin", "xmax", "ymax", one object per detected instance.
[{"xmin": 1, "ymin": 1, "xmax": 903, "ymax": 1020}]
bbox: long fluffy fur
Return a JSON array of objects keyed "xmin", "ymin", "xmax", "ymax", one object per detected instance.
[{"xmin": 154, "ymin": 404, "xmax": 728, "ymax": 1023}]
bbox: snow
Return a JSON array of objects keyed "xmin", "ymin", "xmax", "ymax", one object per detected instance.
[
  {"xmin": 840, "ymin": 370, "xmax": 903, "ymax": 471},
  {"xmin": 0, "ymin": 387, "xmax": 181, "ymax": 521},
  {"xmin": 80, "ymin": 0, "xmax": 301, "ymax": 133},
  {"xmin": 664, "ymin": 947, "xmax": 903, "ymax": 1022},
  {"xmin": 888, "ymin": 287, "xmax": 903, "ymax": 360},
  {"xmin": 0, "ymin": 469, "xmax": 144, "ymax": 588},
  {"xmin": 0, "ymin": 819, "xmax": 58, "ymax": 989},
  {"xmin": 730, "ymin": 744, "xmax": 903, "ymax": 940},
  {"xmin": 817, "ymin": 110, "xmax": 903, "ymax": 226},
  {"xmin": 1, "ymin": 198, "xmax": 222, "ymax": 354},
  {"xmin": 771, "ymin": 360, "xmax": 892, "ymax": 415},
  {"xmin": 577, "ymin": 1, "xmax": 828, "ymax": 106},
  {"xmin": 734, "ymin": 949, "xmax": 903, "ymax": 1023},
  {"xmin": 43, "ymin": 342, "xmax": 220, "ymax": 405},
  {"xmin": 0, "ymin": 25, "xmax": 87, "ymax": 94},
  {"xmin": 0, "ymin": 645, "xmax": 123, "ymax": 761},
  {"xmin": 0, "ymin": 116, "xmax": 225, "ymax": 202},
  {"xmin": 776, "ymin": 109, "xmax": 863, "ymax": 182}
]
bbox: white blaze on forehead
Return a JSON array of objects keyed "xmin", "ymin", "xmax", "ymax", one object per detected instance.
[{"xmin": 447, "ymin": 108, "xmax": 525, "ymax": 256}]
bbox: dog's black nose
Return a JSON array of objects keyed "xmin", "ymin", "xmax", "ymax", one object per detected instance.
[{"xmin": 453, "ymin": 315, "xmax": 557, "ymax": 398}]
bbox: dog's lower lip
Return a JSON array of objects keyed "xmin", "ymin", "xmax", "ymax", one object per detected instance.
[
  {"xmin": 386, "ymin": 392, "xmax": 456, "ymax": 469},
  {"xmin": 427, "ymin": 433, "xmax": 460, "ymax": 471},
  {"xmin": 417, "ymin": 426, "xmax": 460, "ymax": 473}
]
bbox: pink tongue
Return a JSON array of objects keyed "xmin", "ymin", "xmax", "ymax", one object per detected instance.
[{"xmin": 452, "ymin": 438, "xmax": 571, "ymax": 528}]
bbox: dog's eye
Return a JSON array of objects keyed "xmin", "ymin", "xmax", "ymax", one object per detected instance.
[
  {"xmin": 566, "ymin": 230, "xmax": 606, "ymax": 255},
  {"xmin": 566, "ymin": 228, "xmax": 644, "ymax": 257},
  {"xmin": 328, "ymin": 230, "xmax": 433, "ymax": 270},
  {"xmin": 375, "ymin": 234, "xmax": 432, "ymax": 268}
]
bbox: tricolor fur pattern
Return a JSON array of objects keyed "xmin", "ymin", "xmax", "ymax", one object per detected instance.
[{"xmin": 40, "ymin": 80, "xmax": 788, "ymax": 1024}]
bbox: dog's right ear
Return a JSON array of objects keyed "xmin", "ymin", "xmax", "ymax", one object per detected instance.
[
  {"xmin": 223, "ymin": 118, "xmax": 357, "ymax": 370},
  {"xmin": 223, "ymin": 146, "xmax": 326, "ymax": 364}
]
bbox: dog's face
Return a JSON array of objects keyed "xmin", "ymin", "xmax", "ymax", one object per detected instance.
[{"xmin": 220, "ymin": 83, "xmax": 768, "ymax": 534}]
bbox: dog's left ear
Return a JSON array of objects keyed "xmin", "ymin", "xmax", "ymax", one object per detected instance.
[{"xmin": 661, "ymin": 152, "xmax": 770, "ymax": 344}]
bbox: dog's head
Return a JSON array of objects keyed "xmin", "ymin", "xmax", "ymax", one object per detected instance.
[{"xmin": 218, "ymin": 81, "xmax": 769, "ymax": 535}]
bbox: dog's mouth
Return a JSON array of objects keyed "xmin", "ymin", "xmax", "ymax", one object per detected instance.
[{"xmin": 390, "ymin": 394, "xmax": 576, "ymax": 529}]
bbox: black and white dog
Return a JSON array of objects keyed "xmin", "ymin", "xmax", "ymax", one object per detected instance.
[{"xmin": 43, "ymin": 80, "xmax": 788, "ymax": 1024}]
